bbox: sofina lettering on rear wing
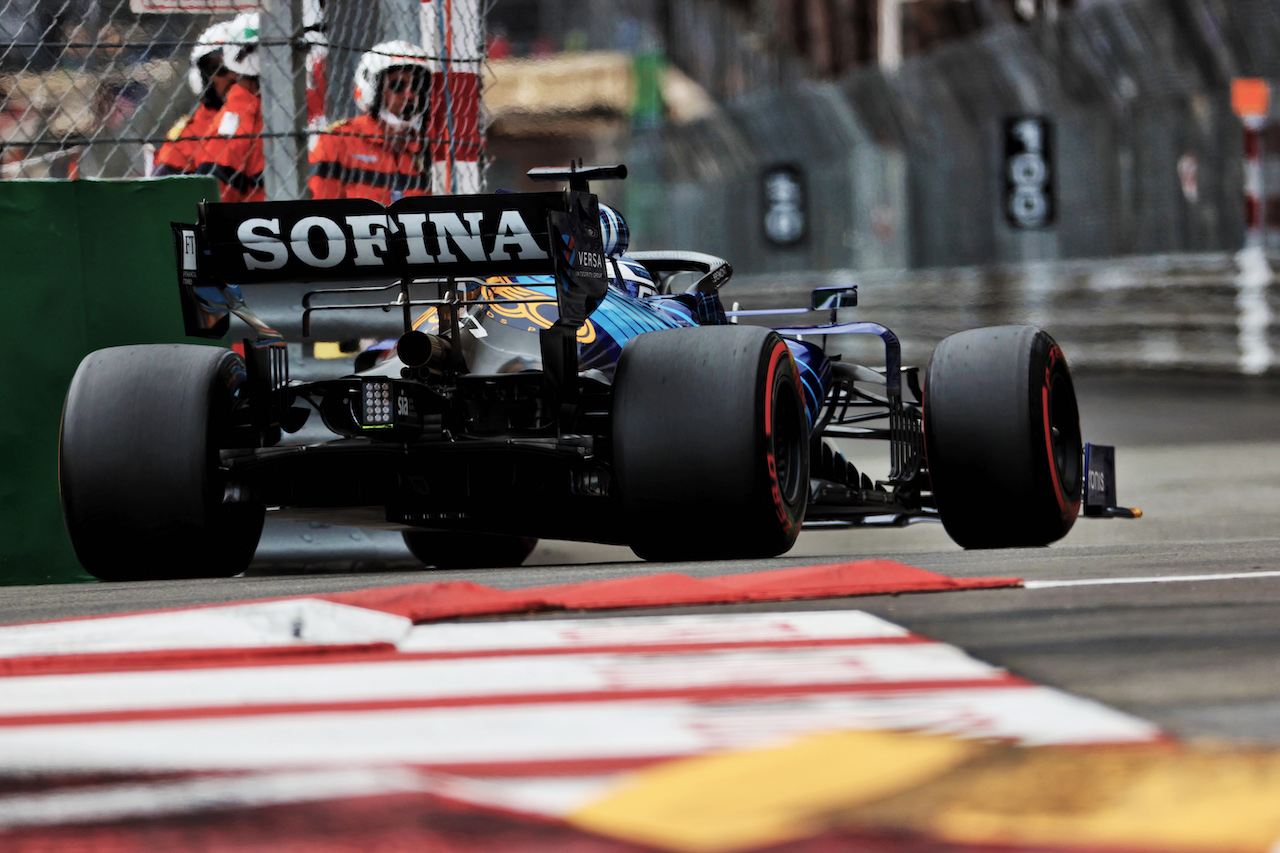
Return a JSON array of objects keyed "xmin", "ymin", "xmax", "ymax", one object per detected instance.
[
  {"xmin": 170, "ymin": 190, "xmax": 606, "ymax": 340},
  {"xmin": 204, "ymin": 193, "xmax": 571, "ymax": 283}
]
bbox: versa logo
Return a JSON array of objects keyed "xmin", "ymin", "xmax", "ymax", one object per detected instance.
[
  {"xmin": 236, "ymin": 210, "xmax": 544, "ymax": 271},
  {"xmin": 559, "ymin": 233, "xmax": 604, "ymax": 278}
]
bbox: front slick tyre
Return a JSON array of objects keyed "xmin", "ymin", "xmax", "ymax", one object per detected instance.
[
  {"xmin": 59, "ymin": 345, "xmax": 264, "ymax": 581},
  {"xmin": 613, "ymin": 326, "xmax": 809, "ymax": 561},
  {"xmin": 923, "ymin": 325, "xmax": 1082, "ymax": 549}
]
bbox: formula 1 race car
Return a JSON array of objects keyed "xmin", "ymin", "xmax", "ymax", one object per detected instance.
[{"xmin": 58, "ymin": 164, "xmax": 1131, "ymax": 581}]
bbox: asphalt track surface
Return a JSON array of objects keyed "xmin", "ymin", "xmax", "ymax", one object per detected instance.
[{"xmin": 5, "ymin": 371, "xmax": 1280, "ymax": 744}]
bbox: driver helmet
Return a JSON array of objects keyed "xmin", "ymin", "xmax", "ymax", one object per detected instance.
[
  {"xmin": 188, "ymin": 20, "xmax": 235, "ymax": 107},
  {"xmin": 482, "ymin": 199, "xmax": 654, "ymax": 297},
  {"xmin": 221, "ymin": 12, "xmax": 260, "ymax": 78},
  {"xmin": 599, "ymin": 203, "xmax": 629, "ymax": 257},
  {"xmin": 611, "ymin": 256, "xmax": 657, "ymax": 299},
  {"xmin": 354, "ymin": 40, "xmax": 432, "ymax": 133},
  {"xmin": 597, "ymin": 203, "xmax": 654, "ymax": 297}
]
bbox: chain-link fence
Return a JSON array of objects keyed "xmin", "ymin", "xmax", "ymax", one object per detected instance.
[{"xmin": 0, "ymin": 0, "xmax": 488, "ymax": 198}]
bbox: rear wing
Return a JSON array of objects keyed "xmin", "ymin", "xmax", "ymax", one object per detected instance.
[{"xmin": 172, "ymin": 188, "xmax": 608, "ymax": 339}]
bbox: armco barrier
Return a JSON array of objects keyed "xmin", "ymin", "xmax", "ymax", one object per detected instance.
[
  {"xmin": 728, "ymin": 251, "xmax": 1278, "ymax": 375},
  {"xmin": 0, "ymin": 177, "xmax": 223, "ymax": 586}
]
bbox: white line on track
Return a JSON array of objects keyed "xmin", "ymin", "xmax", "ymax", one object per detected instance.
[{"xmin": 1027, "ymin": 569, "xmax": 1280, "ymax": 590}]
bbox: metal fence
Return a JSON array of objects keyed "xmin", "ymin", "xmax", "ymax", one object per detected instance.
[
  {"xmin": 0, "ymin": 0, "xmax": 488, "ymax": 198},
  {"xmin": 624, "ymin": 0, "xmax": 1280, "ymax": 272}
]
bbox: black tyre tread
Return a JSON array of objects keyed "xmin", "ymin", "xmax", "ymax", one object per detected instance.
[
  {"xmin": 401, "ymin": 531, "xmax": 537, "ymax": 569},
  {"xmin": 59, "ymin": 344, "xmax": 264, "ymax": 580},
  {"xmin": 923, "ymin": 325, "xmax": 1082, "ymax": 549},
  {"xmin": 613, "ymin": 325, "xmax": 809, "ymax": 561}
]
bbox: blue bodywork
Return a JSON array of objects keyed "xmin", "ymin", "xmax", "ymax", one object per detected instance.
[{"xmin": 390, "ymin": 274, "xmax": 833, "ymax": 432}]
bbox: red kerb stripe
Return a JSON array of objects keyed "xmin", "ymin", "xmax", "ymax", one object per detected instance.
[
  {"xmin": 0, "ymin": 636, "xmax": 933, "ymax": 678},
  {"xmin": 0, "ymin": 675, "xmax": 1032, "ymax": 728},
  {"xmin": 0, "ymin": 643, "xmax": 399, "ymax": 679}
]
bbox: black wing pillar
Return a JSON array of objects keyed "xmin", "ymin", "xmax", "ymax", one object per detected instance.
[
  {"xmin": 542, "ymin": 189, "xmax": 607, "ymax": 421},
  {"xmin": 172, "ymin": 211, "xmax": 230, "ymax": 340}
]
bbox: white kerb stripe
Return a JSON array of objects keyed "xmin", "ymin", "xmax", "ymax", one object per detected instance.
[
  {"xmin": 0, "ymin": 644, "xmax": 1003, "ymax": 717},
  {"xmin": 0, "ymin": 599, "xmax": 412, "ymax": 659},
  {"xmin": 0, "ymin": 688, "xmax": 1161, "ymax": 774}
]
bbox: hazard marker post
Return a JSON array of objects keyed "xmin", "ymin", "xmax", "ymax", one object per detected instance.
[
  {"xmin": 1231, "ymin": 78, "xmax": 1275, "ymax": 374},
  {"xmin": 1233, "ymin": 78, "xmax": 1271, "ymax": 248}
]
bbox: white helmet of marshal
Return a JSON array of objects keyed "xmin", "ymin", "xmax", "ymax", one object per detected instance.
[
  {"xmin": 354, "ymin": 40, "xmax": 432, "ymax": 132},
  {"xmin": 222, "ymin": 12, "xmax": 261, "ymax": 78},
  {"xmin": 303, "ymin": 0, "xmax": 325, "ymax": 34},
  {"xmin": 187, "ymin": 20, "xmax": 234, "ymax": 97}
]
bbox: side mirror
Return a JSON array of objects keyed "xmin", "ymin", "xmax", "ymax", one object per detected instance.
[{"xmin": 811, "ymin": 286, "xmax": 857, "ymax": 311}]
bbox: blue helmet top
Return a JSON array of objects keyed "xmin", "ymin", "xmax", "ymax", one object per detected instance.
[{"xmin": 599, "ymin": 203, "xmax": 629, "ymax": 258}]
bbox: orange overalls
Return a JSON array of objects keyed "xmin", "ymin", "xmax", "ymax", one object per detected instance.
[
  {"xmin": 151, "ymin": 103, "xmax": 219, "ymax": 176},
  {"xmin": 308, "ymin": 113, "xmax": 430, "ymax": 203},
  {"xmin": 195, "ymin": 83, "xmax": 265, "ymax": 203}
]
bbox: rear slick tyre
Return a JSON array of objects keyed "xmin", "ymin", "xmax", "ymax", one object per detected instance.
[
  {"xmin": 923, "ymin": 325, "xmax": 1082, "ymax": 549},
  {"xmin": 59, "ymin": 344, "xmax": 264, "ymax": 580},
  {"xmin": 613, "ymin": 326, "xmax": 809, "ymax": 561}
]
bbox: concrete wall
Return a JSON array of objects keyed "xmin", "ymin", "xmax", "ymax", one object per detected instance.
[{"xmin": 625, "ymin": 0, "xmax": 1270, "ymax": 274}]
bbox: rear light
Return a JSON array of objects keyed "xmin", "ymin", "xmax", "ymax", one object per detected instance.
[{"xmin": 359, "ymin": 378, "xmax": 394, "ymax": 428}]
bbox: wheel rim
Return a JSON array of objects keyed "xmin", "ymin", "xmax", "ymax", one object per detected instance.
[
  {"xmin": 1047, "ymin": 369, "xmax": 1081, "ymax": 496},
  {"xmin": 772, "ymin": 379, "xmax": 806, "ymax": 506}
]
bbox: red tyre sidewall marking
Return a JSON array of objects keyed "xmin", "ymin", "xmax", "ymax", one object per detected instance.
[
  {"xmin": 764, "ymin": 341, "xmax": 798, "ymax": 533},
  {"xmin": 1041, "ymin": 345, "xmax": 1080, "ymax": 522}
]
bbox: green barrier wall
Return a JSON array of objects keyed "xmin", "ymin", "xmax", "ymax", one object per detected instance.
[{"xmin": 0, "ymin": 177, "xmax": 223, "ymax": 585}]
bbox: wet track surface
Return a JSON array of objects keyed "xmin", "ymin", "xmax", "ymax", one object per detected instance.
[{"xmin": 5, "ymin": 371, "xmax": 1280, "ymax": 743}]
